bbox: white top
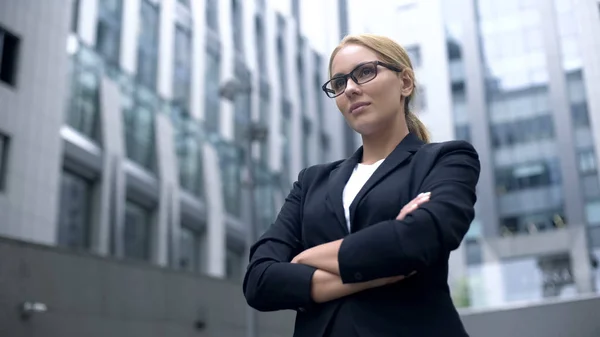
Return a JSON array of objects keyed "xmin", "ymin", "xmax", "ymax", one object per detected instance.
[{"xmin": 342, "ymin": 159, "xmax": 385, "ymax": 232}]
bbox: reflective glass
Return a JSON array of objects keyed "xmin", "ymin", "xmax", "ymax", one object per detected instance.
[
  {"xmin": 124, "ymin": 201, "xmax": 151, "ymax": 260},
  {"xmin": 57, "ymin": 170, "xmax": 92, "ymax": 249}
]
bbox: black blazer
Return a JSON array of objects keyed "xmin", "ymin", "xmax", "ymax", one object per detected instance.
[{"xmin": 243, "ymin": 133, "xmax": 481, "ymax": 337}]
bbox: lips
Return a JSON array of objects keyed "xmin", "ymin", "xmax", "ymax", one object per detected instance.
[{"xmin": 349, "ymin": 102, "xmax": 371, "ymax": 114}]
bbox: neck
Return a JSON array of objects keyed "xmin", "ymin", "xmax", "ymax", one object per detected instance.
[{"xmin": 360, "ymin": 118, "xmax": 410, "ymax": 164}]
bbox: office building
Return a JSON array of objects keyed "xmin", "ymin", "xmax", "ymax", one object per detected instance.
[
  {"xmin": 386, "ymin": 0, "xmax": 600, "ymax": 308},
  {"xmin": 0, "ymin": 0, "xmax": 345, "ymax": 281}
]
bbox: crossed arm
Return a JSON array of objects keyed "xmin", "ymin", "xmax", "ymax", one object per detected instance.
[
  {"xmin": 291, "ymin": 193, "xmax": 429, "ymax": 303},
  {"xmin": 243, "ymin": 141, "xmax": 480, "ymax": 311}
]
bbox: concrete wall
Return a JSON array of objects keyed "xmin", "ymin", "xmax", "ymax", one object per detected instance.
[
  {"xmin": 461, "ymin": 296, "xmax": 600, "ymax": 337},
  {"xmin": 0, "ymin": 0, "xmax": 71, "ymax": 245},
  {"xmin": 0, "ymin": 237, "xmax": 295, "ymax": 337},
  {"xmin": 1, "ymin": 237, "xmax": 600, "ymax": 337}
]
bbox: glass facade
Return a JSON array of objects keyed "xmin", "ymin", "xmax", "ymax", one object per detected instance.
[
  {"xmin": 66, "ymin": 48, "xmax": 101, "ymax": 141},
  {"xmin": 173, "ymin": 111, "xmax": 204, "ymax": 198},
  {"xmin": 205, "ymin": 0, "xmax": 219, "ymax": 32},
  {"xmin": 477, "ymin": 0, "xmax": 564, "ymax": 236},
  {"xmin": 179, "ymin": 226, "xmax": 200, "ymax": 272},
  {"xmin": 302, "ymin": 116, "xmax": 312, "ymax": 168},
  {"xmin": 123, "ymin": 200, "xmax": 152, "ymax": 261},
  {"xmin": 173, "ymin": 25, "xmax": 192, "ymax": 113},
  {"xmin": 231, "ymin": 0, "xmax": 243, "ymax": 53},
  {"xmin": 280, "ymin": 101, "xmax": 292, "ymax": 186},
  {"xmin": 96, "ymin": 0, "xmax": 122, "ymax": 66},
  {"xmin": 204, "ymin": 49, "xmax": 221, "ymax": 134},
  {"xmin": 57, "ymin": 170, "xmax": 92, "ymax": 250},
  {"xmin": 255, "ymin": 162, "xmax": 276, "ymax": 235},
  {"xmin": 137, "ymin": 0, "xmax": 160, "ymax": 90},
  {"xmin": 218, "ymin": 141, "xmax": 243, "ymax": 217},
  {"xmin": 122, "ymin": 87, "xmax": 157, "ymax": 172},
  {"xmin": 226, "ymin": 247, "xmax": 244, "ymax": 281}
]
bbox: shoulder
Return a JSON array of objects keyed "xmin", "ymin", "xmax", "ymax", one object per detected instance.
[
  {"xmin": 296, "ymin": 159, "xmax": 345, "ymax": 183},
  {"xmin": 420, "ymin": 139, "xmax": 479, "ymax": 159}
]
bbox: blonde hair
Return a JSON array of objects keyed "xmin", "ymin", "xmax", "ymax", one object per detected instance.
[{"xmin": 328, "ymin": 34, "xmax": 430, "ymax": 143}]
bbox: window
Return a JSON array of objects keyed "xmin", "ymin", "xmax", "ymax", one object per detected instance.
[
  {"xmin": 578, "ymin": 149, "xmax": 597, "ymax": 174},
  {"xmin": 495, "ymin": 159, "xmax": 562, "ymax": 194},
  {"xmin": 179, "ymin": 226, "xmax": 200, "ymax": 272},
  {"xmin": 96, "ymin": 0, "xmax": 122, "ymax": 65},
  {"xmin": 585, "ymin": 200, "xmax": 600, "ymax": 226},
  {"xmin": 204, "ymin": 50, "xmax": 221, "ymax": 134},
  {"xmin": 259, "ymin": 96, "xmax": 270, "ymax": 165},
  {"xmin": 176, "ymin": 118, "xmax": 204, "ymax": 198},
  {"xmin": 277, "ymin": 38, "xmax": 287, "ymax": 94},
  {"xmin": 226, "ymin": 248, "xmax": 244, "ymax": 281},
  {"xmin": 412, "ymin": 85, "xmax": 427, "ymax": 111},
  {"xmin": 123, "ymin": 102, "xmax": 156, "ymax": 171},
  {"xmin": 490, "ymin": 115, "xmax": 554, "ymax": 148},
  {"xmin": 292, "ymin": 0, "xmax": 301, "ymax": 22},
  {"xmin": 280, "ymin": 101, "xmax": 292, "ymax": 183},
  {"xmin": 500, "ymin": 209, "xmax": 566, "ymax": 235},
  {"xmin": 314, "ymin": 52, "xmax": 325, "ymax": 127},
  {"xmin": 405, "ymin": 45, "xmax": 421, "ymax": 67},
  {"xmin": 205, "ymin": 0, "xmax": 219, "ymax": 31},
  {"xmin": 231, "ymin": 0, "xmax": 243, "ymax": 53},
  {"xmin": 320, "ymin": 132, "xmax": 331, "ymax": 163},
  {"xmin": 71, "ymin": 0, "xmax": 80, "ymax": 33},
  {"xmin": 66, "ymin": 58, "xmax": 100, "ymax": 140},
  {"xmin": 0, "ymin": 133, "xmax": 10, "ymax": 191},
  {"xmin": 255, "ymin": 15, "xmax": 267, "ymax": 74},
  {"xmin": 173, "ymin": 25, "xmax": 192, "ymax": 113},
  {"xmin": 465, "ymin": 239, "xmax": 482, "ymax": 265},
  {"xmin": 302, "ymin": 117, "xmax": 312, "ymax": 168},
  {"xmin": 571, "ymin": 102, "xmax": 590, "ymax": 128},
  {"xmin": 57, "ymin": 170, "xmax": 93, "ymax": 249},
  {"xmin": 276, "ymin": 16, "xmax": 287, "ymax": 93},
  {"xmin": 454, "ymin": 124, "xmax": 471, "ymax": 142},
  {"xmin": 297, "ymin": 53, "xmax": 307, "ymax": 114},
  {"xmin": 219, "ymin": 143, "xmax": 242, "ymax": 217},
  {"xmin": 0, "ymin": 26, "xmax": 20, "ymax": 86},
  {"xmin": 137, "ymin": 0, "xmax": 160, "ymax": 90},
  {"xmin": 124, "ymin": 201, "xmax": 152, "ymax": 261}
]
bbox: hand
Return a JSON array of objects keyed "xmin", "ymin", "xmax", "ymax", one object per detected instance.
[
  {"xmin": 396, "ymin": 192, "xmax": 431, "ymax": 220},
  {"xmin": 291, "ymin": 252, "xmax": 303, "ymax": 264}
]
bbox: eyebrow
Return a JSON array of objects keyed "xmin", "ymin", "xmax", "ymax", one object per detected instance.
[{"xmin": 331, "ymin": 61, "xmax": 374, "ymax": 79}]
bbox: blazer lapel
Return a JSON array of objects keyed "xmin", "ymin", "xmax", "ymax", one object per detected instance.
[
  {"xmin": 348, "ymin": 133, "xmax": 424, "ymax": 230},
  {"xmin": 326, "ymin": 147, "xmax": 363, "ymax": 235}
]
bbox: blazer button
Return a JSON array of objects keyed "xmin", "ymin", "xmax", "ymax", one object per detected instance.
[
  {"xmin": 354, "ymin": 272, "xmax": 363, "ymax": 281},
  {"xmin": 298, "ymin": 307, "xmax": 306, "ymax": 312}
]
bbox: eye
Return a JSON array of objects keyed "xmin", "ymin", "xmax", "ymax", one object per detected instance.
[
  {"xmin": 358, "ymin": 66, "xmax": 375, "ymax": 77},
  {"xmin": 332, "ymin": 77, "xmax": 346, "ymax": 91}
]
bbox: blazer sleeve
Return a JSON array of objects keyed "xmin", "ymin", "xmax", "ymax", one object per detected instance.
[
  {"xmin": 243, "ymin": 168, "xmax": 318, "ymax": 312},
  {"xmin": 338, "ymin": 140, "xmax": 480, "ymax": 284}
]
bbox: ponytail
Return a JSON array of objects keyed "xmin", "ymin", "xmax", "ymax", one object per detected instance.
[{"xmin": 404, "ymin": 97, "xmax": 430, "ymax": 143}]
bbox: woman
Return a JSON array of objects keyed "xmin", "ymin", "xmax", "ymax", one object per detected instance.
[{"xmin": 243, "ymin": 34, "xmax": 480, "ymax": 337}]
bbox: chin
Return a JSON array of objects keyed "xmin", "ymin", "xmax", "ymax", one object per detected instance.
[{"xmin": 349, "ymin": 121, "xmax": 382, "ymax": 137}]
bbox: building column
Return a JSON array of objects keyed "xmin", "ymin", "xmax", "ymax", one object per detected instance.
[
  {"xmin": 539, "ymin": 0, "xmax": 586, "ymax": 227},
  {"xmin": 203, "ymin": 144, "xmax": 226, "ymax": 278},
  {"xmin": 153, "ymin": 113, "xmax": 181, "ymax": 267},
  {"xmin": 95, "ymin": 77, "xmax": 127, "ymax": 256},
  {"xmin": 460, "ymin": 0, "xmax": 500, "ymax": 237}
]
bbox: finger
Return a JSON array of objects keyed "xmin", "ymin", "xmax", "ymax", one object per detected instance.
[{"xmin": 415, "ymin": 192, "xmax": 431, "ymax": 202}]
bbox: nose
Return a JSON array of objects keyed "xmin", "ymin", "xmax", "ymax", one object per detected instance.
[{"xmin": 344, "ymin": 77, "xmax": 361, "ymax": 97}]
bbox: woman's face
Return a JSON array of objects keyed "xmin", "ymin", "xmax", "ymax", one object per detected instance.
[{"xmin": 330, "ymin": 44, "xmax": 412, "ymax": 136}]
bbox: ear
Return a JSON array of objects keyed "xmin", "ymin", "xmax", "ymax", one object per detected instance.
[{"xmin": 399, "ymin": 69, "xmax": 414, "ymax": 98}]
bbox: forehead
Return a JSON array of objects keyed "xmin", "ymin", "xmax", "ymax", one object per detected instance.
[{"xmin": 331, "ymin": 44, "xmax": 380, "ymax": 76}]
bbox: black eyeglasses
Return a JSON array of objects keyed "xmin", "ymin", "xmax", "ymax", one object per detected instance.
[{"xmin": 322, "ymin": 61, "xmax": 402, "ymax": 98}]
